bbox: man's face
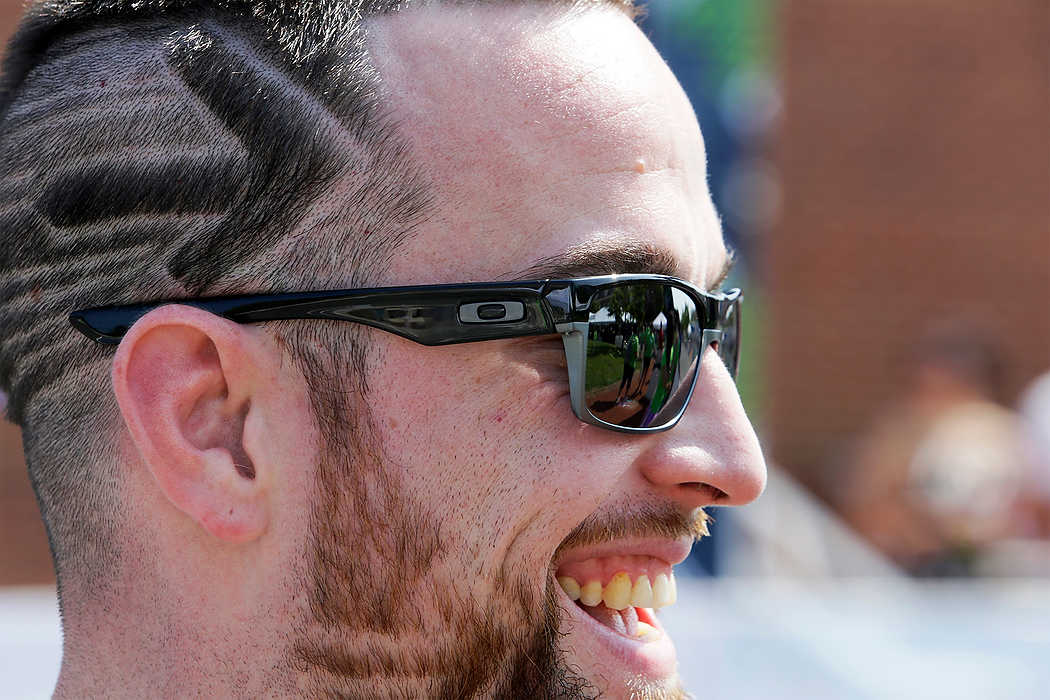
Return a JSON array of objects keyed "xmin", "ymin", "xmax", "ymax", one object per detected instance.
[{"xmin": 295, "ymin": 5, "xmax": 766, "ymax": 698}]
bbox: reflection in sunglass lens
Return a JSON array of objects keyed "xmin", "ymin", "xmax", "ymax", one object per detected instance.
[{"xmin": 583, "ymin": 283, "xmax": 703, "ymax": 429}]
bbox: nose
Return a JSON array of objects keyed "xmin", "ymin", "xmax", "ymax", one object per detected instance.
[{"xmin": 635, "ymin": 347, "xmax": 767, "ymax": 507}]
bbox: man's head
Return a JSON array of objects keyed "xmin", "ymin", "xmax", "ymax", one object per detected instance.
[{"xmin": 0, "ymin": 1, "xmax": 765, "ymax": 697}]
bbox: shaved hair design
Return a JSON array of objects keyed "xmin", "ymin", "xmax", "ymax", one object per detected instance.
[{"xmin": 0, "ymin": 0, "xmax": 438, "ymax": 600}]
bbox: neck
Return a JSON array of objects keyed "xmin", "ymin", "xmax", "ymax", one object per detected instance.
[{"xmin": 52, "ymin": 572, "xmax": 306, "ymax": 699}]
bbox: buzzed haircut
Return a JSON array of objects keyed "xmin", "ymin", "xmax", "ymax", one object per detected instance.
[{"xmin": 0, "ymin": 0, "xmax": 634, "ymax": 606}]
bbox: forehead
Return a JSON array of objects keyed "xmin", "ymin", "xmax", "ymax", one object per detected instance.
[{"xmin": 365, "ymin": 4, "xmax": 726, "ymax": 287}]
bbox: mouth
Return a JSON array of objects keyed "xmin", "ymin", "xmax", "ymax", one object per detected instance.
[
  {"xmin": 551, "ymin": 538, "xmax": 692, "ymax": 680},
  {"xmin": 557, "ymin": 569, "xmax": 674, "ymax": 640}
]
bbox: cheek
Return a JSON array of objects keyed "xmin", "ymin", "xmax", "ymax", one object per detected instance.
[
  {"xmin": 367, "ymin": 339, "xmax": 635, "ymax": 584},
  {"xmin": 368, "ymin": 341, "xmax": 580, "ymax": 506},
  {"xmin": 486, "ymin": 361, "xmax": 570, "ymax": 428},
  {"xmin": 372, "ymin": 340, "xmax": 566, "ymax": 449}
]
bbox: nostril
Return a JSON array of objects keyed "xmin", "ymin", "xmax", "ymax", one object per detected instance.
[{"xmin": 681, "ymin": 482, "xmax": 728, "ymax": 501}]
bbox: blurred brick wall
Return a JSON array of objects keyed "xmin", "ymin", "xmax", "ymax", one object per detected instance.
[
  {"xmin": 768, "ymin": 0, "xmax": 1050, "ymax": 501},
  {"xmin": 0, "ymin": 421, "xmax": 53, "ymax": 584},
  {"xmin": 1, "ymin": 0, "xmax": 55, "ymax": 585}
]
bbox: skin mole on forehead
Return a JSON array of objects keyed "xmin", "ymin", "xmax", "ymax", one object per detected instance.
[{"xmin": 633, "ymin": 158, "xmax": 646, "ymax": 174}]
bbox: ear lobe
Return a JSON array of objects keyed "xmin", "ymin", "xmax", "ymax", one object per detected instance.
[{"xmin": 112, "ymin": 305, "xmax": 268, "ymax": 544}]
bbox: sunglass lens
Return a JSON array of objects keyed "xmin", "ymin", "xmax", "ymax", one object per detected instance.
[{"xmin": 582, "ymin": 283, "xmax": 704, "ymax": 429}]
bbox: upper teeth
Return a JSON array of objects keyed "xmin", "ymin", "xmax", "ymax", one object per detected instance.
[{"xmin": 557, "ymin": 572, "xmax": 677, "ymax": 610}]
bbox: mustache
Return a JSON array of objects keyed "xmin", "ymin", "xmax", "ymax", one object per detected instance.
[{"xmin": 554, "ymin": 502, "xmax": 711, "ymax": 556}]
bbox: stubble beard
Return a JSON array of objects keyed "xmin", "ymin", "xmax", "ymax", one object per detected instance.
[{"xmin": 287, "ymin": 383, "xmax": 597, "ymax": 699}]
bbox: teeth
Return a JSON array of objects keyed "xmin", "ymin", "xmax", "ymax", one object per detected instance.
[
  {"xmin": 602, "ymin": 572, "xmax": 632, "ymax": 610},
  {"xmin": 579, "ymin": 579, "xmax": 603, "ymax": 607},
  {"xmin": 557, "ymin": 571, "xmax": 676, "ymax": 609},
  {"xmin": 652, "ymin": 573, "xmax": 672, "ymax": 608},
  {"xmin": 634, "ymin": 621, "xmax": 659, "ymax": 639},
  {"xmin": 557, "ymin": 576, "xmax": 581, "ymax": 601},
  {"xmin": 630, "ymin": 575, "xmax": 654, "ymax": 608}
]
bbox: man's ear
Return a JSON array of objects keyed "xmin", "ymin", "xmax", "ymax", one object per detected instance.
[{"xmin": 112, "ymin": 305, "xmax": 270, "ymax": 543}]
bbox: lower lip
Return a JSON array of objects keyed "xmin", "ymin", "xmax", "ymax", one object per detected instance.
[{"xmin": 554, "ymin": 579, "xmax": 679, "ymax": 678}]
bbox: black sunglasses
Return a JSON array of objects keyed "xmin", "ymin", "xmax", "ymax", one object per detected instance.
[{"xmin": 70, "ymin": 274, "xmax": 741, "ymax": 433}]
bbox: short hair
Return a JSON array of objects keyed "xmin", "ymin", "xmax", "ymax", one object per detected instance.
[{"xmin": 0, "ymin": 0, "xmax": 634, "ymax": 606}]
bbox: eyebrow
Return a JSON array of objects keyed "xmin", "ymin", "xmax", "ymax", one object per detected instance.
[
  {"xmin": 514, "ymin": 240, "xmax": 737, "ymax": 291},
  {"xmin": 515, "ymin": 241, "xmax": 683, "ymax": 280}
]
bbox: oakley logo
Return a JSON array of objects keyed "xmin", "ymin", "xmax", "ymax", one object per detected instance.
[{"xmin": 458, "ymin": 301, "xmax": 525, "ymax": 324}]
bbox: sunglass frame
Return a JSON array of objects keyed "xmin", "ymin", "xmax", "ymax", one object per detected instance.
[{"xmin": 69, "ymin": 274, "xmax": 740, "ymax": 433}]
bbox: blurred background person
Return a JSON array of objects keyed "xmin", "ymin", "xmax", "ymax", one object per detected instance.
[
  {"xmin": 843, "ymin": 324, "xmax": 1031, "ymax": 576},
  {"xmin": 1017, "ymin": 371, "xmax": 1050, "ymax": 538}
]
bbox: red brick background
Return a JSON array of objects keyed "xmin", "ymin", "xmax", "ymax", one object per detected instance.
[
  {"xmin": 1, "ymin": 0, "xmax": 55, "ymax": 585},
  {"xmin": 767, "ymin": 0, "xmax": 1049, "ymax": 501}
]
